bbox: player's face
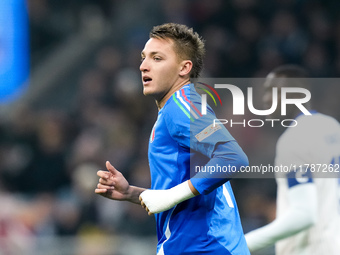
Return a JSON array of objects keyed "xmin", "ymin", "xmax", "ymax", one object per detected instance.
[
  {"xmin": 263, "ymin": 72, "xmax": 282, "ymax": 119},
  {"xmin": 263, "ymin": 72, "xmax": 275, "ymax": 109},
  {"xmin": 140, "ymin": 38, "xmax": 183, "ymax": 100}
]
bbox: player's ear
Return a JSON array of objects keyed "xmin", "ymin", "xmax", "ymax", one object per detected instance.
[{"xmin": 179, "ymin": 60, "xmax": 193, "ymax": 77}]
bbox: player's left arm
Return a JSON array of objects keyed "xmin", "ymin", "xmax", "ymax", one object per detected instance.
[
  {"xmin": 139, "ymin": 140, "xmax": 248, "ymax": 215},
  {"xmin": 190, "ymin": 140, "xmax": 249, "ymax": 194}
]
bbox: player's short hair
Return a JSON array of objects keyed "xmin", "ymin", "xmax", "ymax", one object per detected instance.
[
  {"xmin": 267, "ymin": 65, "xmax": 312, "ymax": 112},
  {"xmin": 270, "ymin": 64, "xmax": 310, "ymax": 90},
  {"xmin": 271, "ymin": 64, "xmax": 309, "ymax": 78},
  {"xmin": 150, "ymin": 23, "xmax": 205, "ymax": 78}
]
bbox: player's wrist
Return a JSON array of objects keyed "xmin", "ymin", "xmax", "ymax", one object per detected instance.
[
  {"xmin": 125, "ymin": 185, "xmax": 146, "ymax": 204},
  {"xmin": 140, "ymin": 180, "xmax": 196, "ymax": 214}
]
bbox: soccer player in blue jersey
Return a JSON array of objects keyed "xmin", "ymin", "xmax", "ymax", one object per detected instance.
[{"xmin": 95, "ymin": 23, "xmax": 250, "ymax": 255}]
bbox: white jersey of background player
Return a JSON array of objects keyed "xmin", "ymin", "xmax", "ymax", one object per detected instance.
[{"xmin": 245, "ymin": 65, "xmax": 340, "ymax": 255}]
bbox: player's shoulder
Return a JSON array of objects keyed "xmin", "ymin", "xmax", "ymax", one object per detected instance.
[
  {"xmin": 298, "ymin": 112, "xmax": 339, "ymax": 126},
  {"xmin": 277, "ymin": 112, "xmax": 340, "ymax": 150},
  {"xmin": 163, "ymin": 83, "xmax": 203, "ymax": 122},
  {"xmin": 313, "ymin": 113, "xmax": 340, "ymax": 131},
  {"xmin": 282, "ymin": 112, "xmax": 337, "ymax": 136}
]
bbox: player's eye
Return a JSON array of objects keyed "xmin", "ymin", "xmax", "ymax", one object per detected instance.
[
  {"xmin": 141, "ymin": 57, "xmax": 145, "ymax": 62},
  {"xmin": 153, "ymin": 56, "xmax": 162, "ymax": 61}
]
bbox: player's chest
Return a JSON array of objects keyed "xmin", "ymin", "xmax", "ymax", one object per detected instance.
[{"xmin": 149, "ymin": 116, "xmax": 177, "ymax": 153}]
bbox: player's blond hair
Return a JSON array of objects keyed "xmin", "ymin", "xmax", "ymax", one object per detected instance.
[{"xmin": 150, "ymin": 23, "xmax": 205, "ymax": 78}]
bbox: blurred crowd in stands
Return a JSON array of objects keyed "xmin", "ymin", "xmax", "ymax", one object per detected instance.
[{"xmin": 0, "ymin": 0, "xmax": 340, "ymax": 253}]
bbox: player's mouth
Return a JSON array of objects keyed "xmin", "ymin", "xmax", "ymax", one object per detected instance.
[{"xmin": 142, "ymin": 75, "xmax": 152, "ymax": 85}]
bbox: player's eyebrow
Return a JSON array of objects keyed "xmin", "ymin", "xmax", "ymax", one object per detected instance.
[{"xmin": 141, "ymin": 51, "xmax": 164, "ymax": 57}]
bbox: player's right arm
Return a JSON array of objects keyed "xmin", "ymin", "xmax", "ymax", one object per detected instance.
[
  {"xmin": 95, "ymin": 161, "xmax": 145, "ymax": 204},
  {"xmin": 245, "ymin": 181, "xmax": 317, "ymax": 252}
]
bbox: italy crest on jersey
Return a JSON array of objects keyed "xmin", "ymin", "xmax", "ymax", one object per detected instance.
[{"xmin": 150, "ymin": 121, "xmax": 157, "ymax": 143}]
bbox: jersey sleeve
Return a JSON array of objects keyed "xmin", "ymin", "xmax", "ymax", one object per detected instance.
[{"xmin": 190, "ymin": 140, "xmax": 249, "ymax": 194}]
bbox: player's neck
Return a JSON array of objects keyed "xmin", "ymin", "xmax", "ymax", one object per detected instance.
[{"xmin": 156, "ymin": 79, "xmax": 191, "ymax": 110}]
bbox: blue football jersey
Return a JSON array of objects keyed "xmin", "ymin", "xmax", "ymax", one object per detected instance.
[{"xmin": 148, "ymin": 83, "xmax": 250, "ymax": 255}]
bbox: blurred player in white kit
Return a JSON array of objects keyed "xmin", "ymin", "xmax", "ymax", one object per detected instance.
[{"xmin": 245, "ymin": 65, "xmax": 340, "ymax": 255}]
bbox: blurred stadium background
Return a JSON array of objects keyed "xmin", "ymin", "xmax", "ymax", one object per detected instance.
[{"xmin": 0, "ymin": 0, "xmax": 340, "ymax": 254}]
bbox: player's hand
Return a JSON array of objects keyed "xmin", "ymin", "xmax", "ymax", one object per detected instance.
[{"xmin": 95, "ymin": 161, "xmax": 131, "ymax": 201}]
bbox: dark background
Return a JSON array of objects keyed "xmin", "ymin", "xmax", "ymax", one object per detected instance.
[{"xmin": 0, "ymin": 0, "xmax": 339, "ymax": 254}]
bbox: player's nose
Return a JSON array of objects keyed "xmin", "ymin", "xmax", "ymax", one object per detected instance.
[{"xmin": 140, "ymin": 58, "xmax": 150, "ymax": 72}]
